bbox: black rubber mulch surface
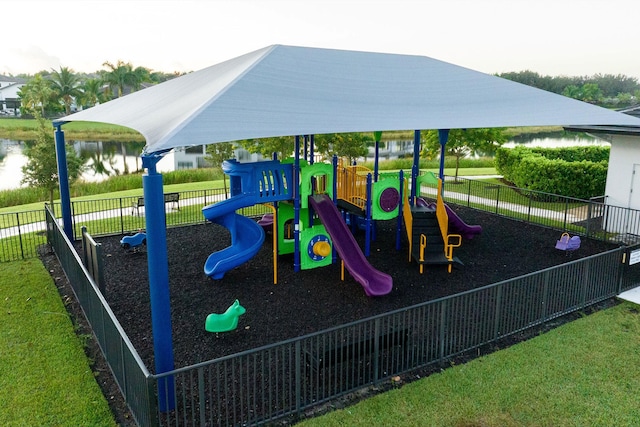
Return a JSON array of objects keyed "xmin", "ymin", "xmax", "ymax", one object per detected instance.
[{"xmin": 95, "ymin": 204, "xmax": 618, "ymax": 370}]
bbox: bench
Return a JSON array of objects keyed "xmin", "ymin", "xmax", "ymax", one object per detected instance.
[
  {"xmin": 132, "ymin": 192, "xmax": 180, "ymax": 216},
  {"xmin": 305, "ymin": 327, "xmax": 409, "ymax": 372}
]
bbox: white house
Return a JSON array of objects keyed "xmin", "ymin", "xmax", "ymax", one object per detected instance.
[
  {"xmin": 568, "ymin": 105, "xmax": 640, "ymax": 238},
  {"xmin": 0, "ymin": 75, "xmax": 25, "ymax": 115}
]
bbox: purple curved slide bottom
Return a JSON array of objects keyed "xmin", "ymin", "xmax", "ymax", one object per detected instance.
[
  {"xmin": 309, "ymin": 195, "xmax": 393, "ymax": 297},
  {"xmin": 416, "ymin": 198, "xmax": 482, "ymax": 240}
]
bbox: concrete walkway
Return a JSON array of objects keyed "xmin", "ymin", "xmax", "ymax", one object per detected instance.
[
  {"xmin": 0, "ymin": 194, "xmax": 222, "ymax": 239},
  {"xmin": 420, "ymin": 184, "xmax": 591, "ymax": 224},
  {"xmin": 618, "ymin": 287, "xmax": 640, "ymax": 305},
  {"xmin": 0, "ymin": 178, "xmax": 594, "ymax": 239}
]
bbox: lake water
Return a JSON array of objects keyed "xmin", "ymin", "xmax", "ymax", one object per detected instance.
[
  {"xmin": 503, "ymin": 134, "xmax": 609, "ymax": 148},
  {"xmin": 0, "ymin": 134, "xmax": 610, "ymax": 191},
  {"xmin": 0, "ymin": 139, "xmax": 174, "ymax": 191}
]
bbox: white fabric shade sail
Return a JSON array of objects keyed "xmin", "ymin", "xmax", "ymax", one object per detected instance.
[{"xmin": 57, "ymin": 44, "xmax": 640, "ymax": 155}]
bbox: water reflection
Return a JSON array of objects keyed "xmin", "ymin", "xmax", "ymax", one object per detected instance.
[
  {"xmin": 0, "ymin": 132, "xmax": 610, "ymax": 192},
  {"xmin": 0, "ymin": 139, "xmax": 173, "ymax": 191},
  {"xmin": 504, "ymin": 131, "xmax": 609, "ymax": 148},
  {"xmin": 0, "ymin": 140, "xmax": 28, "ymax": 191}
]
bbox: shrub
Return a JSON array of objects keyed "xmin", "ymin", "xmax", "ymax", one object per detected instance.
[{"xmin": 496, "ymin": 146, "xmax": 609, "ymax": 199}]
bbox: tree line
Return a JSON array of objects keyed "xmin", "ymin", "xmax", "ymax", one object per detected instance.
[
  {"xmin": 497, "ymin": 70, "xmax": 640, "ymax": 107},
  {"xmin": 15, "ymin": 62, "xmax": 184, "ymax": 117},
  {"xmin": 10, "ymin": 63, "xmax": 639, "ymax": 119},
  {"xmin": 12, "ymin": 63, "xmax": 638, "ymax": 201}
]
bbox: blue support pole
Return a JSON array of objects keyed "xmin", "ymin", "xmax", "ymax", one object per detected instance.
[
  {"xmin": 309, "ymin": 134, "xmax": 315, "ymax": 165},
  {"xmin": 304, "ymin": 135, "xmax": 309, "ymax": 163},
  {"xmin": 141, "ymin": 153, "xmax": 175, "ymax": 412},
  {"xmin": 332, "ymin": 155, "xmax": 338, "ymax": 264},
  {"xmin": 293, "ymin": 136, "xmax": 301, "ymax": 272},
  {"xmin": 410, "ymin": 130, "xmax": 420, "ymax": 206},
  {"xmin": 438, "ymin": 129, "xmax": 450, "ymax": 181},
  {"xmin": 54, "ymin": 124, "xmax": 73, "ymax": 240},
  {"xmin": 374, "ymin": 141, "xmax": 380, "ymax": 182},
  {"xmin": 374, "ymin": 131, "xmax": 382, "ymax": 183}
]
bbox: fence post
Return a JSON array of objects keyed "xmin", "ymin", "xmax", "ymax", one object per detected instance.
[
  {"xmin": 295, "ymin": 340, "xmax": 302, "ymax": 416},
  {"xmin": 585, "ymin": 200, "xmax": 593, "ymax": 238},
  {"xmin": 542, "ymin": 270, "xmax": 550, "ymax": 321},
  {"xmin": 617, "ymin": 247, "xmax": 628, "ymax": 295},
  {"xmin": 147, "ymin": 376, "xmax": 159, "ymax": 427},
  {"xmin": 438, "ymin": 300, "xmax": 448, "ymax": 366},
  {"xmin": 467, "ymin": 179, "xmax": 471, "ymax": 207},
  {"xmin": 495, "ymin": 186, "xmax": 500, "ymax": 214},
  {"xmin": 71, "ymin": 201, "xmax": 77, "ymax": 241},
  {"xmin": 16, "ymin": 212, "xmax": 24, "ymax": 259},
  {"xmin": 120, "ymin": 197, "xmax": 125, "ymax": 235},
  {"xmin": 581, "ymin": 260, "xmax": 590, "ymax": 309},
  {"xmin": 493, "ymin": 285, "xmax": 502, "ymax": 339},
  {"xmin": 373, "ymin": 318, "xmax": 381, "ymax": 384},
  {"xmin": 198, "ymin": 367, "xmax": 206, "ymax": 426}
]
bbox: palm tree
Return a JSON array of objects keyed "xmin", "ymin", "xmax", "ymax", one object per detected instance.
[
  {"xmin": 17, "ymin": 74, "xmax": 54, "ymax": 117},
  {"xmin": 79, "ymin": 78, "xmax": 105, "ymax": 108},
  {"xmin": 131, "ymin": 66, "xmax": 152, "ymax": 91},
  {"xmin": 101, "ymin": 60, "xmax": 135, "ymax": 98},
  {"xmin": 50, "ymin": 66, "xmax": 82, "ymax": 115},
  {"xmin": 101, "ymin": 61, "xmax": 153, "ymax": 98}
]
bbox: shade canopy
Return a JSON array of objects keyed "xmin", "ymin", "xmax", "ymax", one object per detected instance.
[{"xmin": 57, "ymin": 44, "xmax": 640, "ymax": 155}]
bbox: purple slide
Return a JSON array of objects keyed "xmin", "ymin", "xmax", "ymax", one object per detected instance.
[
  {"xmin": 416, "ymin": 198, "xmax": 482, "ymax": 240},
  {"xmin": 309, "ymin": 195, "xmax": 392, "ymax": 297}
]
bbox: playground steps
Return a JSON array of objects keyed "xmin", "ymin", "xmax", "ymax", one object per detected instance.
[{"xmin": 410, "ymin": 206, "xmax": 461, "ymax": 267}]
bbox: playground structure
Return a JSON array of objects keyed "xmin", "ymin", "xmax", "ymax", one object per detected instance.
[
  {"xmin": 402, "ymin": 173, "xmax": 482, "ymax": 273},
  {"xmin": 201, "ymin": 156, "xmax": 400, "ymax": 296},
  {"xmin": 201, "ymin": 146, "xmax": 482, "ymax": 294}
]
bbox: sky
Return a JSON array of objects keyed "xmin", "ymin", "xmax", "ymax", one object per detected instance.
[{"xmin": 2, "ymin": 0, "xmax": 640, "ymax": 79}]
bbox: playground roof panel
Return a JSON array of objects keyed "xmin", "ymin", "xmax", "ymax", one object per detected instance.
[{"xmin": 57, "ymin": 44, "xmax": 640, "ymax": 155}]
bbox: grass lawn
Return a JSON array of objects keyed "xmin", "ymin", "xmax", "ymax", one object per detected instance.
[
  {"xmin": 4, "ymin": 169, "xmax": 639, "ymax": 426},
  {"xmin": 0, "ymin": 259, "xmax": 116, "ymax": 426},
  {"xmin": 297, "ymin": 302, "xmax": 640, "ymax": 427}
]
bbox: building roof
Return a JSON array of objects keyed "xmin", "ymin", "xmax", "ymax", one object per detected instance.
[
  {"xmin": 56, "ymin": 44, "xmax": 640, "ymax": 155},
  {"xmin": 0, "ymin": 75, "xmax": 27, "ymax": 84},
  {"xmin": 564, "ymin": 105, "xmax": 640, "ymax": 136}
]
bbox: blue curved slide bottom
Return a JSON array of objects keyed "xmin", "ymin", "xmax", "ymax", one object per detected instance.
[
  {"xmin": 203, "ymin": 195, "xmax": 265, "ymax": 280},
  {"xmin": 309, "ymin": 195, "xmax": 392, "ymax": 297}
]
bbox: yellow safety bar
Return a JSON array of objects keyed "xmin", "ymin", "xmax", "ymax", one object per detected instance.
[
  {"xmin": 419, "ymin": 234, "xmax": 426, "ymax": 274},
  {"xmin": 434, "ymin": 178, "xmax": 462, "ymax": 273},
  {"xmin": 402, "ymin": 178, "xmax": 413, "ymax": 262}
]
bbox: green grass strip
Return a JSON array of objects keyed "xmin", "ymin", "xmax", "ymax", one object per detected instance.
[
  {"xmin": 297, "ymin": 302, "xmax": 640, "ymax": 427},
  {"xmin": 0, "ymin": 259, "xmax": 116, "ymax": 426}
]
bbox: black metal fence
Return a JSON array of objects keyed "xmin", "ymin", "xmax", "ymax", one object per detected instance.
[
  {"xmin": 1, "ymin": 188, "xmax": 273, "ymax": 262},
  {"xmin": 0, "ymin": 208, "xmax": 48, "ymax": 261},
  {"xmin": 45, "ymin": 197, "xmax": 640, "ymax": 426},
  {"xmin": 14, "ymin": 180, "xmax": 640, "ymax": 426},
  {"xmin": 153, "ymin": 247, "xmax": 628, "ymax": 426},
  {"xmin": 45, "ymin": 205, "xmax": 158, "ymax": 427},
  {"xmin": 421, "ymin": 176, "xmax": 640, "ymax": 244},
  {"xmin": 5, "ymin": 177, "xmax": 640, "ymax": 263}
]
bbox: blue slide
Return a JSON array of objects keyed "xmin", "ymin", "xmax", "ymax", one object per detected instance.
[{"xmin": 202, "ymin": 195, "xmax": 265, "ymax": 280}]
